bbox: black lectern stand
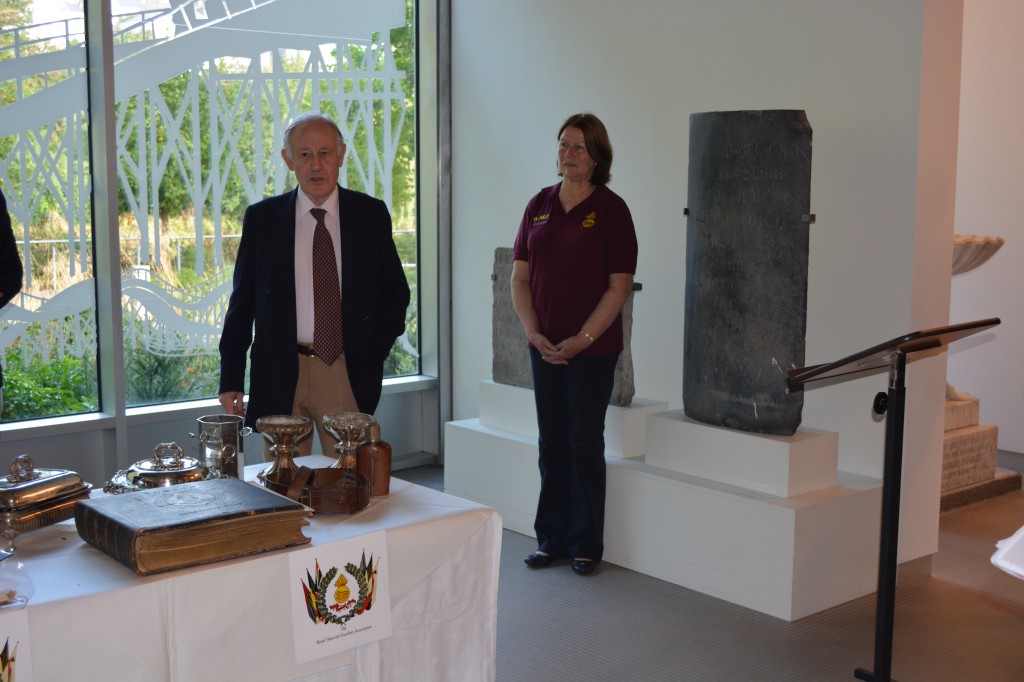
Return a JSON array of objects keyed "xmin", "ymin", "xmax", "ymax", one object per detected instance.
[{"xmin": 787, "ymin": 318, "xmax": 1000, "ymax": 682}]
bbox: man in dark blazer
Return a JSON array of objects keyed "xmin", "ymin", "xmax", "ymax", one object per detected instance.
[
  {"xmin": 0, "ymin": 187, "xmax": 24, "ymax": 416},
  {"xmin": 219, "ymin": 113, "xmax": 410, "ymax": 455}
]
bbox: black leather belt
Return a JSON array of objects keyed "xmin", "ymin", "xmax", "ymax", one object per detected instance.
[{"xmin": 297, "ymin": 343, "xmax": 316, "ymax": 357}]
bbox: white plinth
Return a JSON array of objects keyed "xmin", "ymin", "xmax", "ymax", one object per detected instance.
[
  {"xmin": 645, "ymin": 410, "xmax": 839, "ymax": 497},
  {"xmin": 478, "ymin": 380, "xmax": 668, "ymax": 458},
  {"xmin": 444, "ymin": 382, "xmax": 882, "ymax": 621}
]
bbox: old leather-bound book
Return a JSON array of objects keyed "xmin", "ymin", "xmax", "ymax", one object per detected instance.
[{"xmin": 74, "ymin": 477, "xmax": 311, "ymax": 575}]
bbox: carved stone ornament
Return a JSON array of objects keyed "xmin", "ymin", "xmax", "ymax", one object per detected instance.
[{"xmin": 952, "ymin": 233, "xmax": 1004, "ymax": 275}]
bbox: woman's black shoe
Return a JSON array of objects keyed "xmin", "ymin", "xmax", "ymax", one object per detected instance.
[
  {"xmin": 571, "ymin": 559, "xmax": 597, "ymax": 576},
  {"xmin": 524, "ymin": 551, "xmax": 559, "ymax": 568}
]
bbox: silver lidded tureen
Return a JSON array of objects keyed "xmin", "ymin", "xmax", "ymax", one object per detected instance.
[
  {"xmin": 0, "ymin": 454, "xmax": 92, "ymax": 555},
  {"xmin": 104, "ymin": 442, "xmax": 221, "ymax": 494}
]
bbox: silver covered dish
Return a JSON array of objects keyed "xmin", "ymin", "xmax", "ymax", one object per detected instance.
[
  {"xmin": 0, "ymin": 454, "xmax": 92, "ymax": 554},
  {"xmin": 104, "ymin": 442, "xmax": 221, "ymax": 494}
]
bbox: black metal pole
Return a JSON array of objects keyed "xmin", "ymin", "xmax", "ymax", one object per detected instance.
[{"xmin": 855, "ymin": 350, "xmax": 907, "ymax": 682}]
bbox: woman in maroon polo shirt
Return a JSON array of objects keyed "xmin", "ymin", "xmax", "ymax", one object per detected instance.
[{"xmin": 511, "ymin": 113, "xmax": 638, "ymax": 576}]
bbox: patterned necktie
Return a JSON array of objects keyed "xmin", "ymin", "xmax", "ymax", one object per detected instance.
[{"xmin": 310, "ymin": 207, "xmax": 343, "ymax": 365}]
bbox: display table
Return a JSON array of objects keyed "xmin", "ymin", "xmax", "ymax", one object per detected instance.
[{"xmin": 11, "ymin": 456, "xmax": 501, "ymax": 681}]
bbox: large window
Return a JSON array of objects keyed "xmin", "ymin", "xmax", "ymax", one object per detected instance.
[
  {"xmin": 0, "ymin": 0, "xmax": 418, "ymax": 421},
  {"xmin": 0, "ymin": 0, "xmax": 97, "ymax": 421}
]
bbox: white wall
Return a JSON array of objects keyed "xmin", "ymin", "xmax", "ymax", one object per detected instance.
[
  {"xmin": 950, "ymin": 0, "xmax": 1024, "ymax": 454},
  {"xmin": 450, "ymin": 0, "xmax": 963, "ymax": 563}
]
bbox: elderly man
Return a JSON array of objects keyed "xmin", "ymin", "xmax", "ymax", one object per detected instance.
[{"xmin": 219, "ymin": 113, "xmax": 410, "ymax": 455}]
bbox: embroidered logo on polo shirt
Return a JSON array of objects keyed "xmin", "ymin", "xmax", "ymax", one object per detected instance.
[
  {"xmin": 581, "ymin": 212, "xmax": 596, "ymax": 229},
  {"xmin": 532, "ymin": 213, "xmax": 550, "ymax": 225}
]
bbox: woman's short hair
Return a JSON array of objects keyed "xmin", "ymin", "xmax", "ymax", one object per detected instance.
[
  {"xmin": 282, "ymin": 113, "xmax": 346, "ymax": 159},
  {"xmin": 557, "ymin": 113, "xmax": 613, "ymax": 186}
]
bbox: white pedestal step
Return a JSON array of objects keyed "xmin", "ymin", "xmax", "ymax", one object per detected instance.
[
  {"xmin": 645, "ymin": 410, "xmax": 839, "ymax": 498},
  {"xmin": 478, "ymin": 380, "xmax": 668, "ymax": 458},
  {"xmin": 443, "ymin": 382, "xmax": 882, "ymax": 621}
]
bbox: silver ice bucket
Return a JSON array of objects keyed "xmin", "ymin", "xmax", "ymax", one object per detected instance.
[{"xmin": 189, "ymin": 414, "xmax": 252, "ymax": 478}]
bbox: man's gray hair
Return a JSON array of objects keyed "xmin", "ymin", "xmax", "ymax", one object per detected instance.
[{"xmin": 282, "ymin": 113, "xmax": 345, "ymax": 158}]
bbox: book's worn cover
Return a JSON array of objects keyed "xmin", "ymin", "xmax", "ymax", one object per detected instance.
[{"xmin": 75, "ymin": 478, "xmax": 311, "ymax": 575}]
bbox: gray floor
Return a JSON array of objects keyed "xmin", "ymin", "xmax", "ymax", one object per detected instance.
[{"xmin": 394, "ymin": 464, "xmax": 1024, "ymax": 681}]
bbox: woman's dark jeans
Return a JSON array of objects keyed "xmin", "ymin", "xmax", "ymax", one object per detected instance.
[{"xmin": 529, "ymin": 346, "xmax": 619, "ymax": 561}]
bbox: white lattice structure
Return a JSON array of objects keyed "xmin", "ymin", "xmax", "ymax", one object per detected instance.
[{"xmin": 0, "ymin": 0, "xmax": 409, "ymax": 370}]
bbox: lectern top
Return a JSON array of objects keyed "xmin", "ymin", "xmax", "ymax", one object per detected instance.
[{"xmin": 787, "ymin": 317, "xmax": 1000, "ymax": 388}]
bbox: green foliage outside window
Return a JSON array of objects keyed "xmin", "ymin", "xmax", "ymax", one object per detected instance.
[{"xmin": 1, "ymin": 348, "xmax": 96, "ymax": 421}]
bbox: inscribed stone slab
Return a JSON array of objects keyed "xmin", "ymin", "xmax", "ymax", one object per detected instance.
[
  {"xmin": 683, "ymin": 110, "xmax": 811, "ymax": 435},
  {"xmin": 941, "ymin": 423, "xmax": 999, "ymax": 492},
  {"xmin": 491, "ymin": 247, "xmax": 636, "ymax": 406}
]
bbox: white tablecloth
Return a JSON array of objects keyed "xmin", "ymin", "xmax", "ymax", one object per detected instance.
[{"xmin": 12, "ymin": 457, "xmax": 501, "ymax": 681}]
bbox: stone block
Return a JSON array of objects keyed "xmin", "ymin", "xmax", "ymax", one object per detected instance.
[
  {"xmin": 683, "ymin": 110, "xmax": 812, "ymax": 436},
  {"xmin": 490, "ymin": 247, "xmax": 637, "ymax": 406},
  {"xmin": 941, "ymin": 423, "xmax": 999, "ymax": 492},
  {"xmin": 944, "ymin": 396, "xmax": 979, "ymax": 432}
]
